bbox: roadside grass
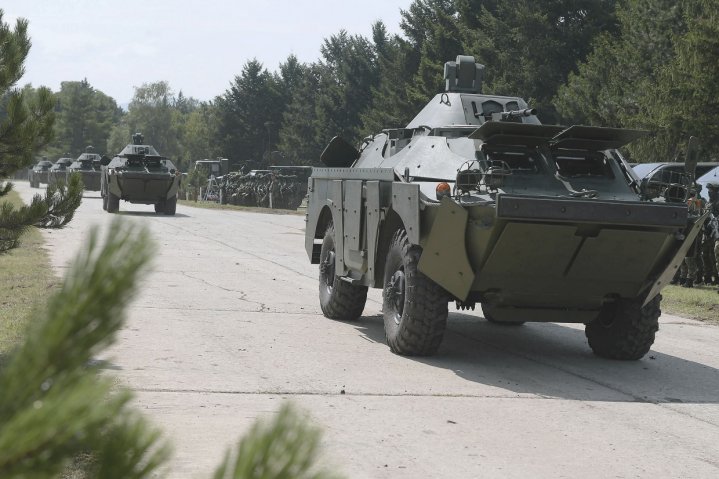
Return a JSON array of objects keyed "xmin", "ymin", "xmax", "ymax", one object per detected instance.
[
  {"xmin": 661, "ymin": 284, "xmax": 719, "ymax": 324},
  {"xmin": 0, "ymin": 190, "xmax": 57, "ymax": 361},
  {"xmin": 178, "ymin": 198, "xmax": 304, "ymax": 215}
]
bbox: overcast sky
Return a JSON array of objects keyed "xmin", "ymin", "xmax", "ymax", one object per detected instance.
[{"xmin": 3, "ymin": 0, "xmax": 411, "ymax": 106}]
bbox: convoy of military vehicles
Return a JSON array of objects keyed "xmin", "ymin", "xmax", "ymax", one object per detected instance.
[{"xmin": 24, "ymin": 55, "xmax": 716, "ymax": 362}]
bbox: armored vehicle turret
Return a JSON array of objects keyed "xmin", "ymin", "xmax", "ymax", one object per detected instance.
[
  {"xmin": 29, "ymin": 159, "xmax": 53, "ymax": 188},
  {"xmin": 305, "ymin": 55, "xmax": 707, "ymax": 360},
  {"xmin": 68, "ymin": 146, "xmax": 103, "ymax": 191},
  {"xmin": 100, "ymin": 133, "xmax": 182, "ymax": 214}
]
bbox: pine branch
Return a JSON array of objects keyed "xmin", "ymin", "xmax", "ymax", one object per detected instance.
[
  {"xmin": 213, "ymin": 404, "xmax": 340, "ymax": 479},
  {"xmin": 0, "ymin": 219, "xmax": 168, "ymax": 478},
  {"xmin": 36, "ymin": 172, "xmax": 84, "ymax": 228}
]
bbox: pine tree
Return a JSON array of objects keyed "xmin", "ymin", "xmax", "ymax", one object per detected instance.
[
  {"xmin": 0, "ymin": 219, "xmax": 340, "ymax": 479},
  {"xmin": 0, "ymin": 10, "xmax": 83, "ymax": 253}
]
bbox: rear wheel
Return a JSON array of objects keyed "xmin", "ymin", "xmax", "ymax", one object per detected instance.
[
  {"xmin": 318, "ymin": 223, "xmax": 367, "ymax": 320},
  {"xmin": 382, "ymin": 229, "xmax": 447, "ymax": 356},
  {"xmin": 102, "ymin": 193, "xmax": 108, "ymax": 211},
  {"xmin": 164, "ymin": 195, "xmax": 177, "ymax": 215},
  {"xmin": 106, "ymin": 192, "xmax": 120, "ymax": 213},
  {"xmin": 585, "ymin": 295, "xmax": 661, "ymax": 360}
]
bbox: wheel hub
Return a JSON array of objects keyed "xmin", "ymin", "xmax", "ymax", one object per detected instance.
[
  {"xmin": 387, "ymin": 269, "xmax": 406, "ymax": 322},
  {"xmin": 320, "ymin": 250, "xmax": 336, "ymax": 291}
]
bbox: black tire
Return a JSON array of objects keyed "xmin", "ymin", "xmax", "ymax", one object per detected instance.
[
  {"xmin": 102, "ymin": 193, "xmax": 108, "ymax": 211},
  {"xmin": 154, "ymin": 201, "xmax": 163, "ymax": 213},
  {"xmin": 382, "ymin": 229, "xmax": 448, "ymax": 356},
  {"xmin": 585, "ymin": 295, "xmax": 661, "ymax": 360},
  {"xmin": 164, "ymin": 195, "xmax": 177, "ymax": 215},
  {"xmin": 318, "ymin": 223, "xmax": 367, "ymax": 320},
  {"xmin": 106, "ymin": 192, "xmax": 120, "ymax": 213},
  {"xmin": 481, "ymin": 304, "xmax": 525, "ymax": 326}
]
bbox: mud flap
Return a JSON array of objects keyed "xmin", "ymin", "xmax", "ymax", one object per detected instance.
[
  {"xmin": 642, "ymin": 212, "xmax": 709, "ymax": 307},
  {"xmin": 418, "ymin": 197, "xmax": 474, "ymax": 300}
]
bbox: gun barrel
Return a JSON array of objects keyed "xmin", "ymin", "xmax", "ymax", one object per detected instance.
[{"xmin": 502, "ymin": 108, "xmax": 537, "ymax": 119}]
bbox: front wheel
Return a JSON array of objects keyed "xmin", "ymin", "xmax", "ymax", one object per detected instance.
[
  {"xmin": 106, "ymin": 192, "xmax": 120, "ymax": 213},
  {"xmin": 585, "ymin": 295, "xmax": 661, "ymax": 360},
  {"xmin": 318, "ymin": 223, "xmax": 367, "ymax": 320},
  {"xmin": 164, "ymin": 195, "xmax": 177, "ymax": 215},
  {"xmin": 382, "ymin": 229, "xmax": 447, "ymax": 356}
]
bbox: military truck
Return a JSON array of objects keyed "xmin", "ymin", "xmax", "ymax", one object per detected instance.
[
  {"xmin": 304, "ymin": 55, "xmax": 706, "ymax": 360},
  {"xmin": 100, "ymin": 133, "xmax": 182, "ymax": 215},
  {"xmin": 29, "ymin": 159, "xmax": 53, "ymax": 188},
  {"xmin": 68, "ymin": 146, "xmax": 103, "ymax": 191}
]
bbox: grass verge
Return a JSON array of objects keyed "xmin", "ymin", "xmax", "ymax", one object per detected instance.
[
  {"xmin": 178, "ymin": 198, "xmax": 304, "ymax": 215},
  {"xmin": 661, "ymin": 284, "xmax": 719, "ymax": 324},
  {"xmin": 0, "ymin": 190, "xmax": 57, "ymax": 360}
]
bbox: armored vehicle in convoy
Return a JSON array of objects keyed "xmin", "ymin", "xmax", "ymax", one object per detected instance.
[
  {"xmin": 304, "ymin": 55, "xmax": 706, "ymax": 360},
  {"xmin": 633, "ymin": 162, "xmax": 717, "ymax": 202},
  {"xmin": 68, "ymin": 147, "xmax": 103, "ymax": 191},
  {"xmin": 29, "ymin": 159, "xmax": 53, "ymax": 188},
  {"xmin": 100, "ymin": 133, "xmax": 182, "ymax": 214},
  {"xmin": 47, "ymin": 157, "xmax": 74, "ymax": 185}
]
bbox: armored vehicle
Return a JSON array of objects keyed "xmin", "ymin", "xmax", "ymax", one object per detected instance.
[
  {"xmin": 29, "ymin": 159, "xmax": 53, "ymax": 188},
  {"xmin": 68, "ymin": 147, "xmax": 103, "ymax": 191},
  {"xmin": 100, "ymin": 133, "xmax": 182, "ymax": 215},
  {"xmin": 48, "ymin": 157, "xmax": 74, "ymax": 185},
  {"xmin": 697, "ymin": 166, "xmax": 719, "ymax": 201},
  {"xmin": 633, "ymin": 162, "xmax": 717, "ymax": 203},
  {"xmin": 304, "ymin": 55, "xmax": 706, "ymax": 360}
]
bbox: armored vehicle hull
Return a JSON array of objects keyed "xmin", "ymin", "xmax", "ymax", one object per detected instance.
[
  {"xmin": 304, "ymin": 56, "xmax": 705, "ymax": 360},
  {"xmin": 100, "ymin": 134, "xmax": 182, "ymax": 215}
]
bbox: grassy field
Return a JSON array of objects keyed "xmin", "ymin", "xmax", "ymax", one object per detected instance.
[
  {"xmin": 178, "ymin": 199, "xmax": 304, "ymax": 215},
  {"xmin": 0, "ymin": 190, "xmax": 58, "ymax": 360},
  {"xmin": 661, "ymin": 284, "xmax": 719, "ymax": 324}
]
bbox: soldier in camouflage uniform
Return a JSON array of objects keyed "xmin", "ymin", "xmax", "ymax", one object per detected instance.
[
  {"xmin": 678, "ymin": 189, "xmax": 703, "ymax": 287},
  {"xmin": 704, "ymin": 183, "xmax": 719, "ymax": 292}
]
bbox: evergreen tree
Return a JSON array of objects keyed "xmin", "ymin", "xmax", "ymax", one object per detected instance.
[
  {"xmin": 215, "ymin": 59, "xmax": 284, "ymax": 167},
  {"xmin": 0, "ymin": 10, "xmax": 82, "ymax": 253},
  {"xmin": 0, "ymin": 10, "xmax": 55, "ymax": 180}
]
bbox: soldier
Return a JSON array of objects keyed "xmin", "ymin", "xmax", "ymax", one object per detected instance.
[
  {"xmin": 679, "ymin": 188, "xmax": 704, "ymax": 287},
  {"xmin": 704, "ymin": 182, "xmax": 719, "ymax": 292}
]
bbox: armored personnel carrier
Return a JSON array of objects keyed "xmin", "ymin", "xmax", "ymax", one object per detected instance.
[
  {"xmin": 29, "ymin": 159, "xmax": 53, "ymax": 188},
  {"xmin": 68, "ymin": 146, "xmax": 103, "ymax": 191},
  {"xmin": 47, "ymin": 157, "xmax": 74, "ymax": 185},
  {"xmin": 304, "ymin": 55, "xmax": 706, "ymax": 360},
  {"xmin": 100, "ymin": 133, "xmax": 182, "ymax": 214}
]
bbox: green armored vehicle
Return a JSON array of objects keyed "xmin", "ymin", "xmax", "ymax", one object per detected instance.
[
  {"xmin": 29, "ymin": 159, "xmax": 53, "ymax": 188},
  {"xmin": 305, "ymin": 55, "xmax": 706, "ymax": 360},
  {"xmin": 100, "ymin": 133, "xmax": 182, "ymax": 215},
  {"xmin": 68, "ymin": 147, "xmax": 103, "ymax": 191},
  {"xmin": 47, "ymin": 157, "xmax": 74, "ymax": 185}
]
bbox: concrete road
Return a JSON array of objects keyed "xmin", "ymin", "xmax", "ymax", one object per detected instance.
[{"xmin": 15, "ymin": 182, "xmax": 719, "ymax": 478}]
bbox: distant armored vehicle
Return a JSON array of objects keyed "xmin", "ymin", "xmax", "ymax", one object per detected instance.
[
  {"xmin": 632, "ymin": 162, "xmax": 717, "ymax": 202},
  {"xmin": 304, "ymin": 55, "xmax": 706, "ymax": 360},
  {"xmin": 68, "ymin": 146, "xmax": 103, "ymax": 191},
  {"xmin": 48, "ymin": 157, "xmax": 74, "ymax": 185},
  {"xmin": 100, "ymin": 133, "xmax": 182, "ymax": 215},
  {"xmin": 29, "ymin": 159, "xmax": 53, "ymax": 188}
]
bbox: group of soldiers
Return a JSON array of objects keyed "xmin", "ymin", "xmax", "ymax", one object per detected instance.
[
  {"xmin": 676, "ymin": 182, "xmax": 719, "ymax": 290},
  {"xmin": 219, "ymin": 170, "xmax": 308, "ymax": 210}
]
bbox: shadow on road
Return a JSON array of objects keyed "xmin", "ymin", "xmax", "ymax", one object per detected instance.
[
  {"xmin": 354, "ymin": 313, "xmax": 719, "ymax": 404},
  {"xmin": 115, "ymin": 211, "xmax": 190, "ymax": 218}
]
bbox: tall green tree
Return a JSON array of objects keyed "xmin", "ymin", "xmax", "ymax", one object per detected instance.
[
  {"xmin": 43, "ymin": 79, "xmax": 122, "ymax": 158},
  {"xmin": 215, "ymin": 59, "xmax": 284, "ymax": 167},
  {"xmin": 0, "ymin": 10, "xmax": 55, "ymax": 180}
]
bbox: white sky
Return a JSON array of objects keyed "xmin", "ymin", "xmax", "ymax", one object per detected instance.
[{"xmin": 3, "ymin": 0, "xmax": 411, "ymax": 105}]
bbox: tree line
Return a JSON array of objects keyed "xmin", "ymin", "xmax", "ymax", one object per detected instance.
[{"xmin": 15, "ymin": 0, "xmax": 719, "ymax": 176}]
